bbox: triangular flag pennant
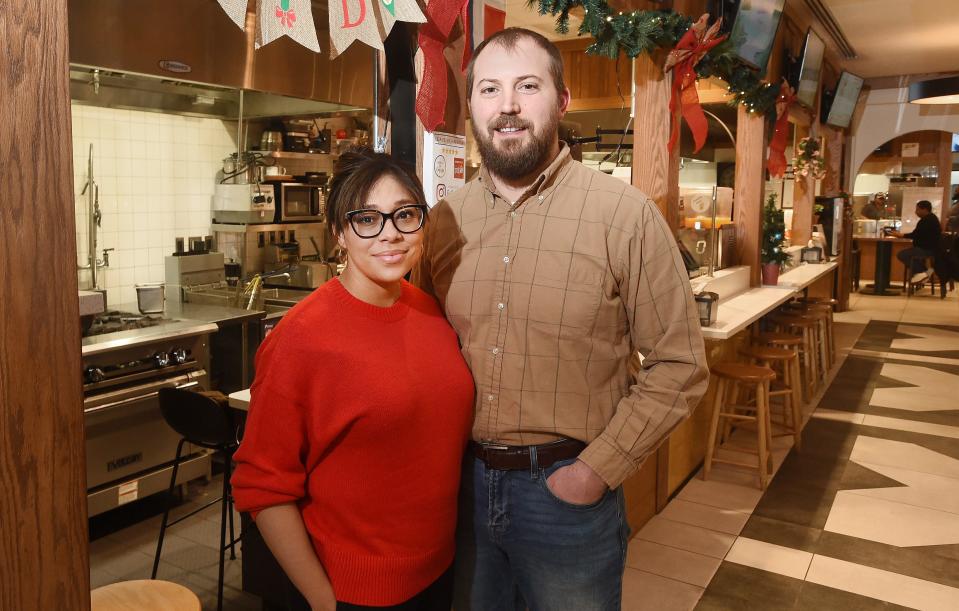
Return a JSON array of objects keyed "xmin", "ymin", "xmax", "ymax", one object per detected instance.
[
  {"xmin": 256, "ymin": 0, "xmax": 321, "ymax": 53},
  {"xmin": 328, "ymin": 0, "xmax": 425, "ymax": 58},
  {"xmin": 215, "ymin": 0, "xmax": 247, "ymax": 30}
]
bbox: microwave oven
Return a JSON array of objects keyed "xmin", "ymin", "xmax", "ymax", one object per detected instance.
[{"xmin": 273, "ymin": 182, "xmax": 325, "ymax": 223}]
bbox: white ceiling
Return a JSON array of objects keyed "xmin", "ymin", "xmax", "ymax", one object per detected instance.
[
  {"xmin": 823, "ymin": 0, "xmax": 959, "ymax": 79},
  {"xmin": 504, "ymin": 1, "xmax": 959, "ymax": 80}
]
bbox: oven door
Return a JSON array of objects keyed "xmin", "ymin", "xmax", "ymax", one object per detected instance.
[
  {"xmin": 84, "ymin": 371, "xmax": 203, "ymax": 490},
  {"xmin": 279, "ymin": 185, "xmax": 323, "ymax": 222}
]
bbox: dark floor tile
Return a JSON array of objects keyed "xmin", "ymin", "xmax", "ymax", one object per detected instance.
[
  {"xmin": 695, "ymin": 563, "xmax": 801, "ymax": 611},
  {"xmin": 751, "ymin": 482, "xmax": 839, "ymax": 531},
  {"xmin": 836, "ymin": 460, "xmax": 904, "ymax": 491},
  {"xmin": 815, "ymin": 531, "xmax": 959, "ymax": 589},
  {"xmin": 794, "ymin": 580, "xmax": 913, "ymax": 611},
  {"xmin": 739, "ymin": 515, "xmax": 823, "ymax": 554}
]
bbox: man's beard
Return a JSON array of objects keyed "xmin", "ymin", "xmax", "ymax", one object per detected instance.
[{"xmin": 472, "ymin": 113, "xmax": 559, "ymax": 182}]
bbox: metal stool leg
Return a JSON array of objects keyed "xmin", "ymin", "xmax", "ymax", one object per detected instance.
[
  {"xmin": 224, "ymin": 451, "xmax": 237, "ymax": 560},
  {"xmin": 152, "ymin": 438, "xmax": 186, "ymax": 580}
]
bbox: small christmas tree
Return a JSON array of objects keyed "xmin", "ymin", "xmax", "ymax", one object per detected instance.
[{"xmin": 761, "ymin": 193, "xmax": 789, "ymax": 266}]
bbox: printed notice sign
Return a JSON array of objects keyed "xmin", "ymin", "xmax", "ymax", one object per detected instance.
[{"xmin": 422, "ymin": 131, "xmax": 467, "ymax": 207}]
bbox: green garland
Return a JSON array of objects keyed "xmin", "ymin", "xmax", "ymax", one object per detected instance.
[{"xmin": 530, "ymin": 0, "xmax": 779, "ymax": 117}]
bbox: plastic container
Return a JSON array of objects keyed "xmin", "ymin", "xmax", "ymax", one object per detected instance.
[{"xmin": 135, "ymin": 283, "xmax": 165, "ymax": 314}]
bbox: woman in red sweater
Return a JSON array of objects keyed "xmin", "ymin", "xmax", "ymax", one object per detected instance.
[{"xmin": 231, "ymin": 148, "xmax": 474, "ymax": 611}]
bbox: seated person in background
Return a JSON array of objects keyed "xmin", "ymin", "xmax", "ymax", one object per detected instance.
[
  {"xmin": 889, "ymin": 200, "xmax": 942, "ymax": 283},
  {"xmin": 860, "ymin": 193, "xmax": 886, "ymax": 220},
  {"xmin": 947, "ymin": 188, "xmax": 959, "ymax": 232}
]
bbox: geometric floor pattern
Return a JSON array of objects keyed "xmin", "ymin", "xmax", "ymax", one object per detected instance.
[{"xmin": 625, "ymin": 290, "xmax": 959, "ymax": 611}]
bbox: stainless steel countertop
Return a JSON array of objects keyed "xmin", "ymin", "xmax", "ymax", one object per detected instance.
[
  {"xmin": 81, "ymin": 319, "xmax": 219, "ymax": 356},
  {"xmin": 162, "ymin": 300, "xmax": 268, "ymax": 326}
]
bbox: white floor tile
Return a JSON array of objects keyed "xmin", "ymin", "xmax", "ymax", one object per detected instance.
[
  {"xmin": 625, "ymin": 538, "xmax": 721, "ymax": 587},
  {"xmin": 849, "ymin": 349, "xmax": 959, "ymax": 367},
  {"xmin": 806, "ymin": 554, "xmax": 959, "ymax": 611},
  {"xmin": 850, "ymin": 436, "xmax": 959, "ymax": 480},
  {"xmin": 635, "ymin": 515, "xmax": 736, "ymax": 559},
  {"xmin": 861, "ymin": 414, "xmax": 959, "ymax": 440},
  {"xmin": 870, "ymin": 364, "xmax": 959, "ymax": 412},
  {"xmin": 811, "ymin": 408, "xmax": 865, "ymax": 424},
  {"xmin": 825, "ymin": 489, "xmax": 959, "ymax": 547},
  {"xmin": 846, "ymin": 466, "xmax": 959, "ymax": 515},
  {"xmin": 724, "ymin": 536, "xmax": 813, "ymax": 580},
  {"xmin": 621, "ymin": 567, "xmax": 704, "ymax": 611},
  {"xmin": 676, "ymin": 477, "xmax": 764, "ymax": 514},
  {"xmin": 658, "ymin": 499, "xmax": 749, "ymax": 536}
]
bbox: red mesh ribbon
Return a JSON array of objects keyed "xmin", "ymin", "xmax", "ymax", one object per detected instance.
[
  {"xmin": 664, "ymin": 15, "xmax": 725, "ymax": 153},
  {"xmin": 416, "ymin": 0, "xmax": 471, "ymax": 133},
  {"xmin": 767, "ymin": 80, "xmax": 796, "ymax": 178}
]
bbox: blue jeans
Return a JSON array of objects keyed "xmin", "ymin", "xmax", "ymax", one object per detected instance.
[
  {"xmin": 453, "ymin": 455, "xmax": 630, "ymax": 611},
  {"xmin": 897, "ymin": 246, "xmax": 934, "ymax": 274}
]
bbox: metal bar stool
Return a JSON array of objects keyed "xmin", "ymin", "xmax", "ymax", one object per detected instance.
[
  {"xmin": 741, "ymin": 344, "xmax": 803, "ymax": 450},
  {"xmin": 704, "ymin": 362, "xmax": 777, "ymax": 489},
  {"xmin": 152, "ymin": 388, "xmax": 241, "ymax": 611},
  {"xmin": 768, "ymin": 313, "xmax": 823, "ymax": 402}
]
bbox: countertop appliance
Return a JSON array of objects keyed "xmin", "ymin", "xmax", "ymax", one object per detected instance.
[
  {"xmin": 213, "ymin": 183, "xmax": 276, "ymax": 224},
  {"xmin": 81, "ymin": 312, "xmax": 216, "ymax": 517},
  {"xmin": 165, "ymin": 252, "xmax": 226, "ymax": 301},
  {"xmin": 272, "ymin": 182, "xmax": 325, "ymax": 223}
]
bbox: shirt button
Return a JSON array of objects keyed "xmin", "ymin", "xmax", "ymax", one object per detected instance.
[
  {"xmin": 492, "ymin": 347, "xmax": 499, "ymax": 355},
  {"xmin": 497, "ymin": 302, "xmax": 505, "ymax": 310},
  {"xmin": 510, "ymin": 211, "xmax": 516, "ymax": 218},
  {"xmin": 503, "ymin": 256, "xmax": 510, "ymax": 263},
  {"xmin": 488, "ymin": 394, "xmax": 494, "ymax": 401},
  {"xmin": 538, "ymin": 195, "xmax": 544, "ymax": 201}
]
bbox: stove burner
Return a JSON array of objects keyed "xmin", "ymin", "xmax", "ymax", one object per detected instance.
[{"xmin": 83, "ymin": 310, "xmax": 172, "ymax": 337}]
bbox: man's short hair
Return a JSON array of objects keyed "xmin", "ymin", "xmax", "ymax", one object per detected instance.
[
  {"xmin": 465, "ymin": 27, "xmax": 566, "ymax": 99},
  {"xmin": 916, "ymin": 200, "xmax": 933, "ymax": 211}
]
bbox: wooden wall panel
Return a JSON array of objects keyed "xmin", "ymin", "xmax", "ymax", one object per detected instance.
[
  {"xmin": 734, "ymin": 106, "xmax": 767, "ymax": 286},
  {"xmin": 0, "ymin": 1, "xmax": 90, "ymax": 609}
]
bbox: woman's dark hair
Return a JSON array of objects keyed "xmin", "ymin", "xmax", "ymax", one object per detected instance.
[{"xmin": 325, "ymin": 147, "xmax": 427, "ymax": 239}]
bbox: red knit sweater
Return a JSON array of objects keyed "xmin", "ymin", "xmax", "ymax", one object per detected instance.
[{"xmin": 231, "ymin": 278, "xmax": 474, "ymax": 606}]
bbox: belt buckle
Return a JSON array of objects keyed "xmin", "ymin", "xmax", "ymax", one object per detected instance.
[{"xmin": 478, "ymin": 442, "xmax": 510, "ymax": 451}]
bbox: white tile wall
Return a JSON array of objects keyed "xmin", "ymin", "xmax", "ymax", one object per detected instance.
[{"xmin": 72, "ymin": 104, "xmax": 237, "ymax": 306}]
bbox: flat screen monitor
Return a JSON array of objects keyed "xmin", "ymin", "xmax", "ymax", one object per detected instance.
[
  {"xmin": 825, "ymin": 71, "xmax": 865, "ymax": 128},
  {"xmin": 796, "ymin": 29, "xmax": 826, "ymax": 108},
  {"xmin": 729, "ymin": 0, "xmax": 786, "ymax": 75}
]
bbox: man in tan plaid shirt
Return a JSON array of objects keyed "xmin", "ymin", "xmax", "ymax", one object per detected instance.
[{"xmin": 414, "ymin": 27, "xmax": 708, "ymax": 610}]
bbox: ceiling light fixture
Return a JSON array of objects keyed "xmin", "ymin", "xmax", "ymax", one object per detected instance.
[{"xmin": 908, "ymin": 76, "xmax": 959, "ymax": 105}]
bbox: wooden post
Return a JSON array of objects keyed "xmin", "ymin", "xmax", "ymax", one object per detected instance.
[
  {"xmin": 631, "ymin": 52, "xmax": 680, "ymax": 230},
  {"xmin": 938, "ymin": 131, "xmax": 953, "ymax": 229},
  {"xmin": 734, "ymin": 105, "xmax": 767, "ymax": 286},
  {"xmin": 0, "ymin": 1, "xmax": 90, "ymax": 609},
  {"xmin": 791, "ymin": 124, "xmax": 815, "ymax": 247}
]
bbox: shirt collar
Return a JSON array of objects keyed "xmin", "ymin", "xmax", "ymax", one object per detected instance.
[{"xmin": 479, "ymin": 143, "xmax": 572, "ymax": 207}]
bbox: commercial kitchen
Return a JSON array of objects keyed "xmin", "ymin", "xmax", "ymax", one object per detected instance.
[{"xmin": 4, "ymin": 0, "xmax": 959, "ymax": 610}]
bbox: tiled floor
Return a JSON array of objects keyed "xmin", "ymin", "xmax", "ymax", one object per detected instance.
[
  {"xmin": 621, "ymin": 288, "xmax": 958, "ymax": 611},
  {"xmin": 89, "ymin": 289, "xmax": 959, "ymax": 610}
]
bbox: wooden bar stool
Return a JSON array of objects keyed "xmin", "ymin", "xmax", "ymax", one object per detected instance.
[
  {"xmin": 91, "ymin": 580, "xmax": 200, "ymax": 611},
  {"xmin": 704, "ymin": 362, "xmax": 777, "ymax": 489},
  {"xmin": 768, "ymin": 313, "xmax": 822, "ymax": 402},
  {"xmin": 785, "ymin": 301, "xmax": 836, "ymax": 371},
  {"xmin": 741, "ymin": 344, "xmax": 803, "ymax": 450}
]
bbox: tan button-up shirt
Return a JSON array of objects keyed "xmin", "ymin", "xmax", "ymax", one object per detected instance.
[{"xmin": 414, "ymin": 146, "xmax": 708, "ymax": 488}]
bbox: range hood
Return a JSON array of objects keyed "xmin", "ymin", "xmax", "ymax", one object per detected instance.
[{"xmin": 68, "ymin": 0, "xmax": 373, "ymax": 118}]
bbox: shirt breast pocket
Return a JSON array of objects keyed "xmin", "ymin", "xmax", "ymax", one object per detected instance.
[{"xmin": 529, "ymin": 252, "xmax": 604, "ymax": 338}]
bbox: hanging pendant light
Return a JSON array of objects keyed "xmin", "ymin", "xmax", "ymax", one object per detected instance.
[{"xmin": 908, "ymin": 76, "xmax": 959, "ymax": 105}]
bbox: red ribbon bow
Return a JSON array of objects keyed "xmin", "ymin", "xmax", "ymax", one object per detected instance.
[
  {"xmin": 664, "ymin": 14, "xmax": 726, "ymax": 154},
  {"xmin": 275, "ymin": 6, "xmax": 296, "ymax": 29},
  {"xmin": 767, "ymin": 80, "xmax": 796, "ymax": 178},
  {"xmin": 416, "ymin": 0, "xmax": 472, "ymax": 133}
]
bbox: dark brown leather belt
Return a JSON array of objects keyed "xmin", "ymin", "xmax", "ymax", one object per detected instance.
[{"xmin": 470, "ymin": 438, "xmax": 586, "ymax": 471}]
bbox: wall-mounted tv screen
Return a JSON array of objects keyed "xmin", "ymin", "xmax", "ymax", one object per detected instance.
[
  {"xmin": 796, "ymin": 29, "xmax": 826, "ymax": 108},
  {"xmin": 825, "ymin": 71, "xmax": 865, "ymax": 128},
  {"xmin": 729, "ymin": 0, "xmax": 786, "ymax": 76}
]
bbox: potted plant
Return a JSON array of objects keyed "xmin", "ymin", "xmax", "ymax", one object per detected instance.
[{"xmin": 761, "ymin": 193, "xmax": 789, "ymax": 285}]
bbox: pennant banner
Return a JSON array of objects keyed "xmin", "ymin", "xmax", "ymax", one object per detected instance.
[
  {"xmin": 216, "ymin": 0, "xmax": 247, "ymax": 29},
  {"xmin": 257, "ymin": 0, "xmax": 320, "ymax": 52},
  {"xmin": 329, "ymin": 0, "xmax": 426, "ymax": 57},
  {"xmin": 663, "ymin": 14, "xmax": 726, "ymax": 154}
]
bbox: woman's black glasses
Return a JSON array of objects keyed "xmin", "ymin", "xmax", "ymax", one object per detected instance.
[{"xmin": 345, "ymin": 204, "xmax": 428, "ymax": 239}]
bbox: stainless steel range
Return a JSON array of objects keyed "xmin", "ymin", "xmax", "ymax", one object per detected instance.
[{"xmin": 82, "ymin": 311, "xmax": 218, "ymax": 517}]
